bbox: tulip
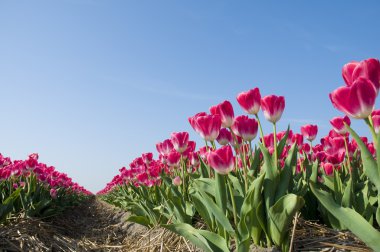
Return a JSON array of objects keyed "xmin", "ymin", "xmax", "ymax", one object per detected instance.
[
  {"xmin": 261, "ymin": 95, "xmax": 285, "ymax": 123},
  {"xmin": 156, "ymin": 139, "xmax": 174, "ymax": 156},
  {"xmin": 188, "ymin": 112, "xmax": 207, "ymax": 133},
  {"xmin": 342, "ymin": 61, "xmax": 359, "ymax": 86},
  {"xmin": 193, "ymin": 114, "xmax": 222, "ymax": 141},
  {"xmin": 142, "ymin": 153, "xmax": 153, "ymax": 164},
  {"xmin": 231, "ymin": 115, "xmax": 258, "ymax": 141},
  {"xmin": 50, "ymin": 188, "xmax": 58, "ymax": 199},
  {"xmin": 372, "ymin": 115, "xmax": 380, "ymax": 134},
  {"xmin": 171, "ymin": 132, "xmax": 189, "ymax": 153},
  {"xmin": 216, "ymin": 128, "xmax": 233, "ymax": 146},
  {"xmin": 322, "ymin": 162, "xmax": 334, "ymax": 176},
  {"xmin": 166, "ymin": 150, "xmax": 181, "ymax": 167},
  {"xmin": 207, "ymin": 145, "xmax": 235, "ymax": 175},
  {"xmin": 342, "ymin": 58, "xmax": 380, "ymax": 93},
  {"xmin": 291, "ymin": 133, "xmax": 304, "ymax": 146},
  {"xmin": 210, "ymin": 100, "xmax": 235, "ymax": 128},
  {"xmin": 301, "ymin": 124, "xmax": 318, "ymax": 142},
  {"xmin": 172, "ymin": 176, "xmax": 182, "ymax": 186},
  {"xmin": 330, "ymin": 116, "xmax": 351, "ymax": 134},
  {"xmin": 329, "ymin": 77, "xmax": 376, "ymax": 119},
  {"xmin": 236, "ymin": 88, "xmax": 261, "ymax": 115}
]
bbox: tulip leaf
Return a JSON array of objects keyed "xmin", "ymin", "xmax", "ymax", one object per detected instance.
[
  {"xmin": 277, "ymin": 125, "xmax": 290, "ymax": 159},
  {"xmin": 268, "ymin": 194, "xmax": 304, "ymax": 246},
  {"xmin": 199, "ymin": 154, "xmax": 210, "ymax": 178},
  {"xmin": 191, "ymin": 192, "xmax": 215, "ymax": 231},
  {"xmin": 198, "ymin": 188, "xmax": 235, "ymax": 235},
  {"xmin": 193, "ymin": 178, "xmax": 215, "ymax": 196},
  {"xmin": 310, "ymin": 182, "xmax": 380, "ymax": 251},
  {"xmin": 228, "ymin": 174, "xmax": 244, "ymax": 197},
  {"xmin": 127, "ymin": 215, "xmax": 152, "ymax": 227},
  {"xmin": 259, "ymin": 143, "xmax": 279, "ymax": 210},
  {"xmin": 163, "ymin": 223, "xmax": 229, "ymax": 252},
  {"xmin": 346, "ymin": 125, "xmax": 380, "ymax": 191},
  {"xmin": 275, "ymin": 143, "xmax": 297, "ymax": 201}
]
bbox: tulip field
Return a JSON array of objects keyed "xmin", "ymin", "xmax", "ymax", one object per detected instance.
[
  {"xmin": 0, "ymin": 153, "xmax": 91, "ymax": 223},
  {"xmin": 98, "ymin": 58, "xmax": 380, "ymax": 251}
]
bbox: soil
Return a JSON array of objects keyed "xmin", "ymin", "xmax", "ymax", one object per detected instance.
[{"xmin": 0, "ymin": 197, "xmax": 149, "ymax": 251}]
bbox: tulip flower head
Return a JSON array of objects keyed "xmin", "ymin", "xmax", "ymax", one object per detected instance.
[
  {"xmin": 171, "ymin": 132, "xmax": 189, "ymax": 153},
  {"xmin": 216, "ymin": 128, "xmax": 233, "ymax": 146},
  {"xmin": 210, "ymin": 100, "xmax": 235, "ymax": 128},
  {"xmin": 301, "ymin": 124, "xmax": 318, "ymax": 142},
  {"xmin": 172, "ymin": 176, "xmax": 182, "ymax": 186},
  {"xmin": 50, "ymin": 188, "xmax": 58, "ymax": 199},
  {"xmin": 261, "ymin": 95, "xmax": 285, "ymax": 123},
  {"xmin": 193, "ymin": 114, "xmax": 222, "ymax": 141},
  {"xmin": 207, "ymin": 145, "xmax": 235, "ymax": 175},
  {"xmin": 236, "ymin": 88, "xmax": 261, "ymax": 115},
  {"xmin": 329, "ymin": 77, "xmax": 376, "ymax": 119},
  {"xmin": 231, "ymin": 115, "xmax": 258, "ymax": 141},
  {"xmin": 343, "ymin": 58, "xmax": 380, "ymax": 93},
  {"xmin": 330, "ymin": 116, "xmax": 351, "ymax": 134}
]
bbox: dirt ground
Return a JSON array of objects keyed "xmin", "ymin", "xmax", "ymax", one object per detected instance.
[{"xmin": 0, "ymin": 197, "xmax": 150, "ymax": 251}]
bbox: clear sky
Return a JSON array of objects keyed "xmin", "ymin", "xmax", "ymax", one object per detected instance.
[{"xmin": 1, "ymin": 0, "xmax": 380, "ymax": 193}]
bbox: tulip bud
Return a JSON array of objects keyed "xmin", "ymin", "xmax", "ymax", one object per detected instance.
[{"xmin": 172, "ymin": 176, "xmax": 182, "ymax": 186}]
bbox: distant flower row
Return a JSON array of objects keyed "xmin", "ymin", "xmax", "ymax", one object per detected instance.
[{"xmin": 0, "ymin": 153, "xmax": 91, "ymax": 222}]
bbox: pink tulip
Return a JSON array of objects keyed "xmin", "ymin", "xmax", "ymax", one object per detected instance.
[
  {"xmin": 231, "ymin": 115, "xmax": 258, "ymax": 141},
  {"xmin": 300, "ymin": 124, "xmax": 318, "ymax": 142},
  {"xmin": 236, "ymin": 88, "xmax": 261, "ymax": 115},
  {"xmin": 343, "ymin": 58, "xmax": 380, "ymax": 93},
  {"xmin": 329, "ymin": 77, "xmax": 377, "ymax": 119},
  {"xmin": 342, "ymin": 61, "xmax": 359, "ymax": 86},
  {"xmin": 373, "ymin": 115, "xmax": 380, "ymax": 134},
  {"xmin": 261, "ymin": 95, "xmax": 285, "ymax": 123},
  {"xmin": 172, "ymin": 176, "xmax": 182, "ymax": 186},
  {"xmin": 171, "ymin": 132, "xmax": 189, "ymax": 153},
  {"xmin": 207, "ymin": 145, "xmax": 235, "ymax": 175},
  {"xmin": 166, "ymin": 150, "xmax": 181, "ymax": 167},
  {"xmin": 142, "ymin": 153, "xmax": 153, "ymax": 164},
  {"xmin": 194, "ymin": 114, "xmax": 222, "ymax": 141},
  {"xmin": 156, "ymin": 139, "xmax": 174, "ymax": 156},
  {"xmin": 50, "ymin": 188, "xmax": 57, "ymax": 199},
  {"xmin": 210, "ymin": 100, "xmax": 235, "ymax": 128},
  {"xmin": 322, "ymin": 162, "xmax": 334, "ymax": 176},
  {"xmin": 188, "ymin": 112, "xmax": 208, "ymax": 133},
  {"xmin": 291, "ymin": 133, "xmax": 304, "ymax": 146},
  {"xmin": 216, "ymin": 128, "xmax": 233, "ymax": 146},
  {"xmin": 330, "ymin": 116, "xmax": 351, "ymax": 134}
]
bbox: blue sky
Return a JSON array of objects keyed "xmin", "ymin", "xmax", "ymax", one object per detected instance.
[{"xmin": 1, "ymin": 1, "xmax": 379, "ymax": 193}]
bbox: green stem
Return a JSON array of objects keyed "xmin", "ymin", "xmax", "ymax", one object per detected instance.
[
  {"xmin": 227, "ymin": 177, "xmax": 238, "ymax": 228},
  {"xmin": 255, "ymin": 114, "xmax": 265, "ymax": 147},
  {"xmin": 241, "ymin": 142, "xmax": 249, "ymax": 193},
  {"xmin": 180, "ymin": 156, "xmax": 188, "ymax": 200},
  {"xmin": 365, "ymin": 116, "xmax": 378, "ymax": 146},
  {"xmin": 343, "ymin": 137, "xmax": 352, "ymax": 175},
  {"xmin": 273, "ymin": 123, "xmax": 278, "ymax": 168}
]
